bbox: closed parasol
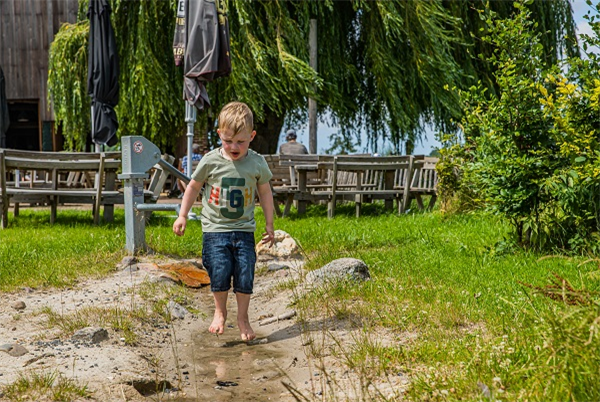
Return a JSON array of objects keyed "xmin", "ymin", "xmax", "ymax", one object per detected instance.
[
  {"xmin": 178, "ymin": 0, "xmax": 231, "ymax": 176},
  {"xmin": 183, "ymin": 0, "xmax": 231, "ymax": 110},
  {"xmin": 87, "ymin": 0, "xmax": 119, "ymax": 147}
]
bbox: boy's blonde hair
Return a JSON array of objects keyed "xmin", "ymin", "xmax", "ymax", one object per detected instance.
[{"xmin": 218, "ymin": 102, "xmax": 253, "ymax": 136}]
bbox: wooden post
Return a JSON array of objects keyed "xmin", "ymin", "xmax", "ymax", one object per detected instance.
[
  {"xmin": 94, "ymin": 153, "xmax": 105, "ymax": 225},
  {"xmin": 328, "ymin": 157, "xmax": 338, "ymax": 219},
  {"xmin": 308, "ymin": 19, "xmax": 317, "ymax": 154},
  {"xmin": 355, "ymin": 170, "xmax": 363, "ymax": 218},
  {"xmin": 400, "ymin": 156, "xmax": 414, "ymax": 213},
  {"xmin": 50, "ymin": 168, "xmax": 58, "ymax": 224},
  {"xmin": 297, "ymin": 168, "xmax": 308, "ymax": 215}
]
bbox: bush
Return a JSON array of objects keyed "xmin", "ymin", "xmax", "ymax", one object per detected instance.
[{"xmin": 439, "ymin": 1, "xmax": 600, "ymax": 252}]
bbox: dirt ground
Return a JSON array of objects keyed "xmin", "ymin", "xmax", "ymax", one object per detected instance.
[{"xmin": 0, "ymin": 255, "xmax": 409, "ymax": 402}]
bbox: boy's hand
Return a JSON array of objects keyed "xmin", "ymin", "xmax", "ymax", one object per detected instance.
[
  {"xmin": 173, "ymin": 216, "xmax": 187, "ymax": 236},
  {"xmin": 261, "ymin": 225, "xmax": 275, "ymax": 247}
]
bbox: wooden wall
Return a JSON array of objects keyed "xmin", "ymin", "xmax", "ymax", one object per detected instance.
[{"xmin": 0, "ymin": 0, "xmax": 78, "ymax": 121}]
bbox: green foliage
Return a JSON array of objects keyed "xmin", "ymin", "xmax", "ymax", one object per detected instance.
[
  {"xmin": 48, "ymin": 0, "xmax": 186, "ymax": 151},
  {"xmin": 47, "ymin": 0, "xmax": 577, "ymax": 153},
  {"xmin": 112, "ymin": 0, "xmax": 185, "ymax": 150},
  {"xmin": 439, "ymin": 1, "xmax": 600, "ymax": 251},
  {"xmin": 48, "ymin": 22, "xmax": 90, "ymax": 150}
]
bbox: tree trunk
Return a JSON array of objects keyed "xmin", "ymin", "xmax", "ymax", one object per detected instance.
[{"xmin": 251, "ymin": 107, "xmax": 285, "ymax": 155}]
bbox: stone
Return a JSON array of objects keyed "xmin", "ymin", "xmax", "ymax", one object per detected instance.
[
  {"xmin": 267, "ymin": 263, "xmax": 289, "ymax": 272},
  {"xmin": 11, "ymin": 301, "xmax": 26, "ymax": 310},
  {"xmin": 130, "ymin": 378, "xmax": 173, "ymax": 396},
  {"xmin": 156, "ymin": 261, "xmax": 210, "ymax": 288},
  {"xmin": 305, "ymin": 258, "xmax": 370, "ymax": 285},
  {"xmin": 72, "ymin": 327, "xmax": 109, "ymax": 344},
  {"xmin": 256, "ymin": 230, "xmax": 301, "ymax": 260},
  {"xmin": 166, "ymin": 301, "xmax": 188, "ymax": 320},
  {"xmin": 150, "ymin": 275, "xmax": 178, "ymax": 286},
  {"xmin": 0, "ymin": 343, "xmax": 29, "ymax": 357},
  {"xmin": 118, "ymin": 256, "xmax": 138, "ymax": 269},
  {"xmin": 122, "ymin": 265, "xmax": 139, "ymax": 274}
]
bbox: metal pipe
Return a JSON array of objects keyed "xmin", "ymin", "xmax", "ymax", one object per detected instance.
[
  {"xmin": 185, "ymin": 101, "xmax": 196, "ymax": 177},
  {"xmin": 135, "ymin": 203, "xmax": 181, "ymax": 215},
  {"xmin": 157, "ymin": 158, "xmax": 190, "ymax": 184}
]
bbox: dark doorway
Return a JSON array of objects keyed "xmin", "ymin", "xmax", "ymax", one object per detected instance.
[{"xmin": 5, "ymin": 101, "xmax": 40, "ymax": 150}]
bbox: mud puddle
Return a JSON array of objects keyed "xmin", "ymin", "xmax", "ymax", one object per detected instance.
[{"xmin": 169, "ymin": 289, "xmax": 305, "ymax": 401}]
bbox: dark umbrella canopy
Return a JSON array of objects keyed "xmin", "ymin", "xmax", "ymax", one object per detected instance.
[
  {"xmin": 87, "ymin": 0, "xmax": 119, "ymax": 147},
  {"xmin": 183, "ymin": 0, "xmax": 231, "ymax": 110},
  {"xmin": 0, "ymin": 65, "xmax": 9, "ymax": 148}
]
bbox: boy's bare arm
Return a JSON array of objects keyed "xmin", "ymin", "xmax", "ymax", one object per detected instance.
[
  {"xmin": 257, "ymin": 182, "xmax": 275, "ymax": 247},
  {"xmin": 173, "ymin": 179, "xmax": 204, "ymax": 237}
]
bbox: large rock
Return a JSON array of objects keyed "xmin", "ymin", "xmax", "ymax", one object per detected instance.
[
  {"xmin": 256, "ymin": 230, "xmax": 301, "ymax": 260},
  {"xmin": 305, "ymin": 258, "xmax": 370, "ymax": 285}
]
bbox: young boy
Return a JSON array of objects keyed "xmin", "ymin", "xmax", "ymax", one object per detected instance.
[{"xmin": 173, "ymin": 102, "xmax": 275, "ymax": 341}]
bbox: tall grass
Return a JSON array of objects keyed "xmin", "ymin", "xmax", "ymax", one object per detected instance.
[{"xmin": 1, "ymin": 203, "xmax": 598, "ymax": 400}]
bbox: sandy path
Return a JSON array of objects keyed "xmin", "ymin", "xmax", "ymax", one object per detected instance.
[{"xmin": 0, "ymin": 259, "xmax": 318, "ymax": 402}]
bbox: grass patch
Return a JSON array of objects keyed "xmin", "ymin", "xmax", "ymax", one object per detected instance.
[
  {"xmin": 1, "ymin": 370, "xmax": 89, "ymax": 401},
  {"xmin": 276, "ymin": 203, "xmax": 600, "ymax": 401}
]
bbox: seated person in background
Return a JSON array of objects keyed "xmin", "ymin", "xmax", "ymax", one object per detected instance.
[
  {"xmin": 177, "ymin": 143, "xmax": 203, "ymax": 195},
  {"xmin": 278, "ymin": 129, "xmax": 308, "ymax": 155}
]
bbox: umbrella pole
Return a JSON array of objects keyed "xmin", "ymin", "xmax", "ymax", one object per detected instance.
[{"xmin": 184, "ymin": 101, "xmax": 196, "ymax": 177}]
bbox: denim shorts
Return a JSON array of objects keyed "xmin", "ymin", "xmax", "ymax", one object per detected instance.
[{"xmin": 201, "ymin": 231, "xmax": 256, "ymax": 294}]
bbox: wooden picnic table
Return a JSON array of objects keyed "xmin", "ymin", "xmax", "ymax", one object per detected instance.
[
  {"xmin": 270, "ymin": 154, "xmax": 438, "ymax": 218},
  {"xmin": 296, "ymin": 160, "xmax": 409, "ymax": 217}
]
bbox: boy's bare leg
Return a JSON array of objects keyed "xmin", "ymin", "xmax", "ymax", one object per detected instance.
[
  {"xmin": 209, "ymin": 291, "xmax": 228, "ymax": 335},
  {"xmin": 236, "ymin": 292, "xmax": 255, "ymax": 341}
]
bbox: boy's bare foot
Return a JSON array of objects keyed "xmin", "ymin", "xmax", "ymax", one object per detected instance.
[
  {"xmin": 209, "ymin": 311, "xmax": 227, "ymax": 335},
  {"xmin": 238, "ymin": 318, "xmax": 255, "ymax": 341}
]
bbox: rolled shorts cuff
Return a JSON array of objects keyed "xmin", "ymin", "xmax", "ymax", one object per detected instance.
[{"xmin": 210, "ymin": 286, "xmax": 231, "ymax": 293}]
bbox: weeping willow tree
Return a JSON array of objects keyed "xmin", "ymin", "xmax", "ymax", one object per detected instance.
[
  {"xmin": 48, "ymin": 0, "xmax": 578, "ymax": 153},
  {"xmin": 49, "ymin": 0, "xmax": 183, "ymax": 151}
]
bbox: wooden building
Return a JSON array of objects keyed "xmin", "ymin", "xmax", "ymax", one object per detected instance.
[{"xmin": 0, "ymin": 0, "xmax": 78, "ymax": 151}]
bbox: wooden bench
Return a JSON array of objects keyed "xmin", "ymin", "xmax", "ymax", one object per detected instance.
[
  {"xmin": 308, "ymin": 157, "xmax": 412, "ymax": 217},
  {"xmin": 0, "ymin": 149, "xmax": 172, "ymax": 228}
]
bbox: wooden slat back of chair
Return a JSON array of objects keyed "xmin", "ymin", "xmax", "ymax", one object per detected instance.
[
  {"xmin": 410, "ymin": 157, "xmax": 438, "ymax": 192},
  {"xmin": 262, "ymin": 155, "xmax": 292, "ymax": 187},
  {"xmin": 147, "ymin": 154, "xmax": 176, "ymax": 200},
  {"xmin": 278, "ymin": 154, "xmax": 321, "ymax": 166},
  {"xmin": 0, "ymin": 149, "xmax": 121, "ymax": 161}
]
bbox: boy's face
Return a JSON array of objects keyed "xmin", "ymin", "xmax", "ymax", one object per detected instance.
[{"xmin": 218, "ymin": 127, "xmax": 256, "ymax": 160}]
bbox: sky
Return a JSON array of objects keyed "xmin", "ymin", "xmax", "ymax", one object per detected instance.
[{"xmin": 287, "ymin": 1, "xmax": 597, "ymax": 155}]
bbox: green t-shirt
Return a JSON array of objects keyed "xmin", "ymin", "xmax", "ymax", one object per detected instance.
[{"xmin": 191, "ymin": 148, "xmax": 273, "ymax": 232}]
